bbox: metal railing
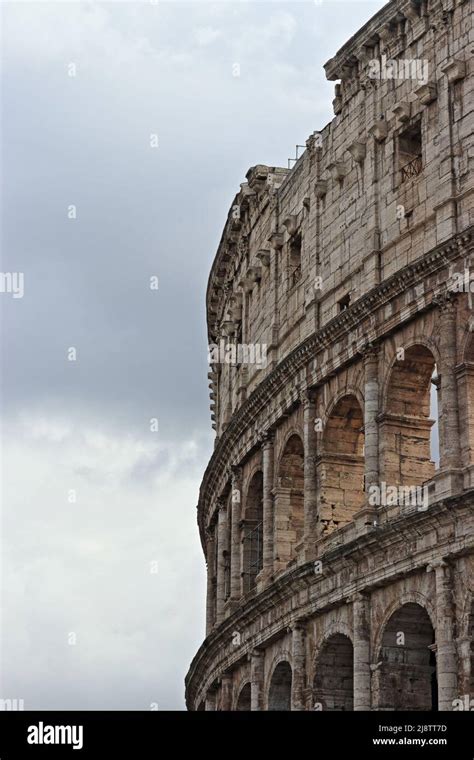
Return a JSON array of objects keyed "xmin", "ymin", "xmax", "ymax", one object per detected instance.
[{"xmin": 401, "ymin": 155, "xmax": 422, "ymax": 183}]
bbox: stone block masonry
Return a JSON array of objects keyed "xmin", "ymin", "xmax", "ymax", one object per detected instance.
[{"xmin": 186, "ymin": 0, "xmax": 474, "ymax": 712}]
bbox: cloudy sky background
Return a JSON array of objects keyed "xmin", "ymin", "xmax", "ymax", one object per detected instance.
[{"xmin": 1, "ymin": 0, "xmax": 386, "ymax": 710}]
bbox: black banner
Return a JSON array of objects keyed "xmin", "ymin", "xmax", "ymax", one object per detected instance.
[{"xmin": 0, "ymin": 711, "xmax": 472, "ymax": 758}]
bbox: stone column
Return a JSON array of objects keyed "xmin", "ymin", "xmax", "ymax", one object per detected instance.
[
  {"xmin": 291, "ymin": 622, "xmax": 306, "ymax": 711},
  {"xmin": 230, "ymin": 466, "xmax": 242, "ymax": 600},
  {"xmin": 220, "ymin": 672, "xmax": 233, "ymax": 711},
  {"xmin": 215, "ymin": 497, "xmax": 228, "ymax": 624},
  {"xmin": 353, "ymin": 593, "xmax": 371, "ymax": 710},
  {"xmin": 250, "ymin": 649, "xmax": 265, "ymax": 711},
  {"xmin": 205, "ymin": 691, "xmax": 216, "ymax": 711},
  {"xmin": 262, "ymin": 432, "xmax": 275, "ymax": 581},
  {"xmin": 363, "ymin": 346, "xmax": 380, "ymax": 496},
  {"xmin": 267, "ymin": 231, "xmax": 283, "ymax": 370},
  {"xmin": 437, "ymin": 295, "xmax": 462, "ymax": 477},
  {"xmin": 456, "ymin": 636, "xmax": 471, "ymax": 698},
  {"xmin": 303, "ymin": 390, "xmax": 318, "ymax": 560},
  {"xmin": 205, "ymin": 528, "xmax": 216, "ymax": 636},
  {"xmin": 431, "ymin": 560, "xmax": 458, "ymax": 710}
]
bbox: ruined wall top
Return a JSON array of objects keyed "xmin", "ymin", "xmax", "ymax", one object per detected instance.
[{"xmin": 205, "ymin": 0, "xmax": 472, "ymax": 437}]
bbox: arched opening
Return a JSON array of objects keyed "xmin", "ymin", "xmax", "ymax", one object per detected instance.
[
  {"xmin": 465, "ymin": 335, "xmax": 474, "ymax": 364},
  {"xmin": 468, "ymin": 600, "xmax": 474, "ymax": 697},
  {"xmin": 318, "ymin": 394, "xmax": 364, "ymax": 535},
  {"xmin": 375, "ymin": 602, "xmax": 437, "ymax": 711},
  {"xmin": 268, "ymin": 661, "xmax": 292, "ymax": 711},
  {"xmin": 236, "ymin": 682, "xmax": 251, "ymax": 711},
  {"xmin": 275, "ymin": 435, "xmax": 304, "ymax": 568},
  {"xmin": 381, "ymin": 345, "xmax": 437, "ymax": 497},
  {"xmin": 313, "ymin": 634, "xmax": 354, "ymax": 711},
  {"xmin": 458, "ymin": 336, "xmax": 474, "ymax": 470},
  {"xmin": 242, "ymin": 471, "xmax": 263, "ymax": 593}
]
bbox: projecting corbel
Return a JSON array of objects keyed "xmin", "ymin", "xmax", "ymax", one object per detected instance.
[
  {"xmin": 314, "ymin": 180, "xmax": 328, "ymax": 199},
  {"xmin": 369, "ymin": 119, "xmax": 388, "ymax": 142},
  {"xmin": 441, "ymin": 59, "xmax": 466, "ymax": 84},
  {"xmin": 282, "ymin": 215, "xmax": 298, "ymax": 236},
  {"xmin": 327, "ymin": 160, "xmax": 348, "ymax": 181},
  {"xmin": 392, "ymin": 102, "xmax": 411, "ymax": 123},
  {"xmin": 415, "ymin": 82, "xmax": 437, "ymax": 105},
  {"xmin": 256, "ymin": 249, "xmax": 271, "ymax": 267},
  {"xmin": 347, "ymin": 141, "xmax": 366, "ymax": 163}
]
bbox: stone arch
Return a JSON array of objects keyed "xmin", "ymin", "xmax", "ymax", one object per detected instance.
[
  {"xmin": 313, "ymin": 621, "xmax": 354, "ymax": 660},
  {"xmin": 458, "ymin": 592, "xmax": 474, "ymax": 697},
  {"xmin": 462, "ymin": 331, "xmax": 474, "ymax": 364},
  {"xmin": 380, "ymin": 343, "xmax": 437, "ymax": 493},
  {"xmin": 313, "ymin": 633, "xmax": 354, "ymax": 711},
  {"xmin": 322, "ymin": 385, "xmax": 365, "ymax": 427},
  {"xmin": 319, "ymin": 393, "xmax": 365, "ymax": 535},
  {"xmin": 373, "ymin": 602, "xmax": 437, "ymax": 711},
  {"xmin": 235, "ymin": 682, "xmax": 251, "ymax": 711},
  {"xmin": 372, "ymin": 591, "xmax": 437, "ymax": 656},
  {"xmin": 380, "ymin": 336, "xmax": 441, "ymax": 396},
  {"xmin": 274, "ymin": 433, "xmax": 304, "ymax": 567},
  {"xmin": 267, "ymin": 660, "xmax": 292, "ymax": 711},
  {"xmin": 469, "ymin": 601, "xmax": 474, "ymax": 698},
  {"xmin": 242, "ymin": 470, "xmax": 263, "ymax": 592}
]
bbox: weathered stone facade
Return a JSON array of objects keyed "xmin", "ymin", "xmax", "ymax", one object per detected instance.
[{"xmin": 186, "ymin": 0, "xmax": 474, "ymax": 711}]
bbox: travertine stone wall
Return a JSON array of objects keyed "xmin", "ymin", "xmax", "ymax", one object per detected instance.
[{"xmin": 190, "ymin": 0, "xmax": 474, "ymax": 712}]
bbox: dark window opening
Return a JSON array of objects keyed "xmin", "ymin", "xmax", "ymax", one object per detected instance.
[
  {"xmin": 289, "ymin": 233, "xmax": 302, "ymax": 287},
  {"xmin": 398, "ymin": 122, "xmax": 422, "ymax": 183},
  {"xmin": 338, "ymin": 294, "xmax": 350, "ymax": 312},
  {"xmin": 223, "ymin": 552, "xmax": 230, "ymax": 600},
  {"xmin": 242, "ymin": 521, "xmax": 263, "ymax": 593}
]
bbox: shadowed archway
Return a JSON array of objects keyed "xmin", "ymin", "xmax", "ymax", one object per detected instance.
[
  {"xmin": 375, "ymin": 602, "xmax": 437, "ymax": 711},
  {"xmin": 313, "ymin": 634, "xmax": 354, "ymax": 711},
  {"xmin": 268, "ymin": 661, "xmax": 292, "ymax": 711}
]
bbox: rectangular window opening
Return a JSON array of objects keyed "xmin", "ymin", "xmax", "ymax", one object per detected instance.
[
  {"xmin": 338, "ymin": 293, "xmax": 351, "ymax": 312},
  {"xmin": 398, "ymin": 121, "xmax": 422, "ymax": 183},
  {"xmin": 289, "ymin": 233, "xmax": 302, "ymax": 288}
]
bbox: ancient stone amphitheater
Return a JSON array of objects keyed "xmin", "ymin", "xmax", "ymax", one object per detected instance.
[{"xmin": 185, "ymin": 0, "xmax": 473, "ymax": 711}]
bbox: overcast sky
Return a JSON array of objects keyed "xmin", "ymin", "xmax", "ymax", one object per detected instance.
[{"xmin": 1, "ymin": 0, "xmax": 386, "ymax": 710}]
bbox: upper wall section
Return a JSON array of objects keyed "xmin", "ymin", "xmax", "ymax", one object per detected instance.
[{"xmin": 206, "ymin": 0, "xmax": 473, "ymax": 437}]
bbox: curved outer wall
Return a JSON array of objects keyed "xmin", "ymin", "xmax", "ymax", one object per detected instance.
[{"xmin": 186, "ymin": 0, "xmax": 474, "ymax": 711}]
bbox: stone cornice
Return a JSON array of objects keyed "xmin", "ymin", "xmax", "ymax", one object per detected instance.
[
  {"xmin": 198, "ymin": 228, "xmax": 472, "ymax": 548},
  {"xmin": 186, "ymin": 494, "xmax": 474, "ymax": 708},
  {"xmin": 206, "ymin": 166, "xmax": 289, "ymax": 342},
  {"xmin": 323, "ymin": 0, "xmax": 430, "ymax": 84}
]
